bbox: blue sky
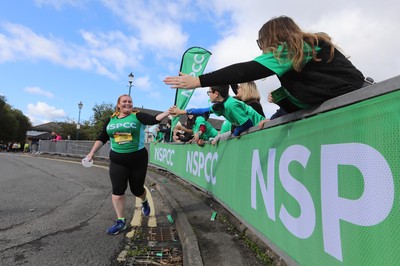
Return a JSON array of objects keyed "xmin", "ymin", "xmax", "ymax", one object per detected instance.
[{"xmin": 1, "ymin": 0, "xmax": 399, "ymax": 126}]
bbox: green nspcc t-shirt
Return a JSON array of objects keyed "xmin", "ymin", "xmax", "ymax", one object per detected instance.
[
  {"xmin": 212, "ymin": 96, "xmax": 265, "ymax": 127},
  {"xmin": 106, "ymin": 114, "xmax": 146, "ymax": 153}
]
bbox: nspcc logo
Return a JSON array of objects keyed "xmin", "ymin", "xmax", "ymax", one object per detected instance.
[
  {"xmin": 154, "ymin": 147, "xmax": 175, "ymax": 166},
  {"xmin": 186, "ymin": 151, "xmax": 218, "ymax": 185}
]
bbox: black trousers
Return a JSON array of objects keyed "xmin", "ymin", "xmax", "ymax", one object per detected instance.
[{"xmin": 109, "ymin": 148, "xmax": 148, "ymax": 196}]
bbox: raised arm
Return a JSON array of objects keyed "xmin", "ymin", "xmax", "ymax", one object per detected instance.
[
  {"xmin": 164, "ymin": 61, "xmax": 273, "ymax": 89},
  {"xmin": 164, "ymin": 72, "xmax": 201, "ymax": 89}
]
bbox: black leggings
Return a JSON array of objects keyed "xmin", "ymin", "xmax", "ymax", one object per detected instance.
[{"xmin": 109, "ymin": 148, "xmax": 148, "ymax": 196}]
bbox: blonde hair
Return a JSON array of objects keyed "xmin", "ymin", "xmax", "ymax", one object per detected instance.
[
  {"xmin": 258, "ymin": 16, "xmax": 335, "ymax": 71},
  {"xmin": 111, "ymin": 94, "xmax": 134, "ymax": 117},
  {"xmin": 238, "ymin": 81, "xmax": 261, "ymax": 102}
]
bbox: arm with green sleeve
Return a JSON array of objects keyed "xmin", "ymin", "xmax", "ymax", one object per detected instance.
[{"xmin": 220, "ymin": 98, "xmax": 256, "ymax": 137}]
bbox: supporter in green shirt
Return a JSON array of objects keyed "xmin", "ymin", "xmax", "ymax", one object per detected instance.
[
  {"xmin": 169, "ymin": 85, "xmax": 265, "ymax": 141},
  {"xmin": 191, "ymin": 114, "xmax": 218, "ymax": 146},
  {"xmin": 164, "ymin": 16, "xmax": 366, "ymax": 125},
  {"xmin": 219, "ymin": 119, "xmax": 232, "ymax": 134}
]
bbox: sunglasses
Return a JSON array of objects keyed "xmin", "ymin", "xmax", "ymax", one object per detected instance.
[
  {"xmin": 207, "ymin": 90, "xmax": 213, "ymax": 95},
  {"xmin": 256, "ymin": 39, "xmax": 262, "ymax": 50}
]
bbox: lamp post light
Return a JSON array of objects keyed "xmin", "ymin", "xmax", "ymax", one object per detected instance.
[
  {"xmin": 128, "ymin": 72, "xmax": 134, "ymax": 96},
  {"xmin": 76, "ymin": 101, "xmax": 83, "ymax": 140}
]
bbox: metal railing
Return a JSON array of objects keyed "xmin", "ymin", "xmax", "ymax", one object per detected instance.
[{"xmin": 38, "ymin": 140, "xmax": 111, "ymax": 159}]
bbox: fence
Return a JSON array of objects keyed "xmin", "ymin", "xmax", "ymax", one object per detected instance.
[{"xmin": 38, "ymin": 139, "xmax": 110, "ymax": 159}]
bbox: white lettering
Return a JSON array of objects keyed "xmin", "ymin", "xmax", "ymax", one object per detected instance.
[
  {"xmin": 186, "ymin": 150, "xmax": 218, "ymax": 184},
  {"xmin": 321, "ymin": 143, "xmax": 394, "ymax": 261},
  {"xmin": 193, "ymin": 151, "xmax": 199, "ymax": 175},
  {"xmin": 189, "ymin": 54, "xmax": 206, "ymax": 77},
  {"xmin": 251, "ymin": 149, "xmax": 276, "ymax": 221},
  {"xmin": 204, "ymin": 152, "xmax": 218, "ymax": 185},
  {"xmin": 186, "ymin": 151, "xmax": 193, "ymax": 173},
  {"xmin": 154, "ymin": 147, "xmax": 175, "ymax": 166},
  {"xmin": 107, "ymin": 122, "xmax": 136, "ymax": 130},
  {"xmin": 279, "ymin": 145, "xmax": 315, "ymax": 239},
  {"xmin": 180, "ymin": 90, "xmax": 192, "ymax": 98}
]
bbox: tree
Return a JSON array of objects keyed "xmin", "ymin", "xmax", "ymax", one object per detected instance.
[
  {"xmin": 0, "ymin": 96, "xmax": 15, "ymax": 142},
  {"xmin": 0, "ymin": 96, "xmax": 32, "ymax": 143},
  {"xmin": 58, "ymin": 119, "xmax": 78, "ymax": 140},
  {"xmin": 12, "ymin": 109, "xmax": 32, "ymax": 142},
  {"xmin": 87, "ymin": 102, "xmax": 114, "ymax": 140},
  {"xmin": 58, "ymin": 103, "xmax": 113, "ymax": 141}
]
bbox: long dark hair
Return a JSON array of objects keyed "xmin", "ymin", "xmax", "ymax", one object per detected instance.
[{"xmin": 258, "ymin": 16, "xmax": 335, "ymax": 71}]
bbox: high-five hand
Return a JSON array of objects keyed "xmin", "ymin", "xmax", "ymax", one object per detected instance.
[{"xmin": 163, "ymin": 72, "xmax": 201, "ymax": 89}]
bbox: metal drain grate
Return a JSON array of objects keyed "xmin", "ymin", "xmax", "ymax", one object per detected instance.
[
  {"xmin": 137, "ymin": 227, "xmax": 178, "ymax": 242},
  {"xmin": 125, "ymin": 246, "xmax": 182, "ymax": 266},
  {"xmin": 124, "ymin": 227, "xmax": 182, "ymax": 265}
]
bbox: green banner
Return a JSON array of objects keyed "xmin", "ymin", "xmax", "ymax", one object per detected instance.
[
  {"xmin": 150, "ymin": 89, "xmax": 400, "ymax": 265},
  {"xmin": 171, "ymin": 47, "xmax": 212, "ymax": 140}
]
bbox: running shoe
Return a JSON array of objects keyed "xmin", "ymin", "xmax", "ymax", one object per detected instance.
[
  {"xmin": 142, "ymin": 200, "xmax": 150, "ymax": 216},
  {"xmin": 107, "ymin": 219, "xmax": 126, "ymax": 235}
]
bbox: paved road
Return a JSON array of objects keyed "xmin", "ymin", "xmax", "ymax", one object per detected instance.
[{"xmin": 0, "ymin": 153, "xmax": 129, "ymax": 265}]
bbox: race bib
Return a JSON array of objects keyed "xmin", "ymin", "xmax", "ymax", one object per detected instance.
[{"xmin": 114, "ymin": 133, "xmax": 133, "ymax": 144}]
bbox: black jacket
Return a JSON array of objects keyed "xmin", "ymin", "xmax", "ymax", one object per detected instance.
[
  {"xmin": 200, "ymin": 40, "xmax": 365, "ymax": 113},
  {"xmin": 279, "ymin": 41, "xmax": 365, "ymax": 108}
]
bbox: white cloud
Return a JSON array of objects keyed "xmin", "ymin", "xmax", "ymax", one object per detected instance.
[
  {"xmin": 310, "ymin": 9, "xmax": 400, "ymax": 82},
  {"xmin": 188, "ymin": 0, "xmax": 400, "ymax": 116},
  {"xmin": 0, "ymin": 22, "xmax": 141, "ymax": 79},
  {"xmin": 0, "ymin": 22, "xmax": 63, "ymax": 63},
  {"xmin": 2, "ymin": 0, "xmax": 400, "ymax": 125},
  {"xmin": 202, "ymin": 1, "xmax": 400, "ymax": 82},
  {"xmin": 101, "ymin": 0, "xmax": 189, "ymax": 57},
  {"xmin": 134, "ymin": 76, "xmax": 151, "ymax": 91},
  {"xmin": 24, "ymin": 87, "xmax": 54, "ymax": 98},
  {"xmin": 80, "ymin": 30, "xmax": 140, "ymax": 72},
  {"xmin": 27, "ymin": 102, "xmax": 66, "ymax": 125}
]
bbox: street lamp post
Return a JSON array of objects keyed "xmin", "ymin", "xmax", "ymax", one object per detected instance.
[
  {"xmin": 128, "ymin": 72, "xmax": 134, "ymax": 96},
  {"xmin": 76, "ymin": 101, "xmax": 83, "ymax": 140}
]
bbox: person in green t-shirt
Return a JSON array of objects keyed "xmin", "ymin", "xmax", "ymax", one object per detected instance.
[
  {"xmin": 219, "ymin": 119, "xmax": 232, "ymax": 134},
  {"xmin": 153, "ymin": 125, "xmax": 165, "ymax": 143},
  {"xmin": 164, "ymin": 16, "xmax": 366, "ymax": 125},
  {"xmin": 86, "ymin": 94, "xmax": 170, "ymax": 235},
  {"xmin": 172, "ymin": 116, "xmax": 195, "ymax": 143},
  {"xmin": 169, "ymin": 85, "xmax": 265, "ymax": 145},
  {"xmin": 171, "ymin": 114, "xmax": 218, "ymax": 146},
  {"xmin": 190, "ymin": 114, "xmax": 218, "ymax": 146}
]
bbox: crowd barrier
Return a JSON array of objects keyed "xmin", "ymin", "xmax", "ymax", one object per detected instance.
[
  {"xmin": 38, "ymin": 140, "xmax": 110, "ymax": 159},
  {"xmin": 148, "ymin": 75, "xmax": 400, "ymax": 265}
]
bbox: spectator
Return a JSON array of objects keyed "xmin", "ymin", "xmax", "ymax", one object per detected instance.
[
  {"xmin": 231, "ymin": 82, "xmax": 265, "ymax": 117},
  {"xmin": 50, "ymin": 132, "xmax": 57, "ymax": 141},
  {"xmin": 24, "ymin": 142, "xmax": 30, "ymax": 153},
  {"xmin": 177, "ymin": 114, "xmax": 218, "ymax": 146},
  {"xmin": 50, "ymin": 131, "xmax": 62, "ymax": 142},
  {"xmin": 219, "ymin": 119, "xmax": 232, "ymax": 134},
  {"xmin": 153, "ymin": 125, "xmax": 165, "ymax": 143},
  {"xmin": 172, "ymin": 117, "xmax": 195, "ymax": 143},
  {"xmin": 158, "ymin": 120, "xmax": 172, "ymax": 142},
  {"xmin": 169, "ymin": 85, "xmax": 265, "ymax": 144},
  {"xmin": 164, "ymin": 16, "xmax": 367, "ymax": 127}
]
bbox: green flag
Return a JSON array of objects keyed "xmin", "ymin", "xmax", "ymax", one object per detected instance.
[{"xmin": 170, "ymin": 47, "xmax": 212, "ymax": 141}]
